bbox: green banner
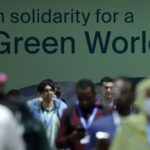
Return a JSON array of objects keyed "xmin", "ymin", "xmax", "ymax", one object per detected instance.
[{"xmin": 0, "ymin": 0, "xmax": 149, "ymax": 89}]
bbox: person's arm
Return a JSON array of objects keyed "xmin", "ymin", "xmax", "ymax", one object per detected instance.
[
  {"xmin": 0, "ymin": 105, "xmax": 25, "ymax": 150},
  {"xmin": 56, "ymin": 109, "xmax": 85, "ymax": 149},
  {"xmin": 55, "ymin": 110, "xmax": 71, "ymax": 149},
  {"xmin": 27, "ymin": 97, "xmax": 42, "ymax": 108},
  {"xmin": 6, "ymin": 118, "xmax": 25, "ymax": 150}
]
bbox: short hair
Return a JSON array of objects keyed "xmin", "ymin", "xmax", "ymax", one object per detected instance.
[
  {"xmin": 7, "ymin": 89, "xmax": 21, "ymax": 97},
  {"xmin": 37, "ymin": 79, "xmax": 55, "ymax": 93},
  {"xmin": 76, "ymin": 79, "xmax": 96, "ymax": 95},
  {"xmin": 99, "ymin": 77, "xmax": 114, "ymax": 86}
]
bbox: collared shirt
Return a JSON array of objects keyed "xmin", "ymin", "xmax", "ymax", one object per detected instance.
[
  {"xmin": 40, "ymin": 102, "xmax": 60, "ymax": 150},
  {"xmin": 52, "ymin": 95, "xmax": 68, "ymax": 117},
  {"xmin": 28, "ymin": 97, "xmax": 62, "ymax": 150},
  {"xmin": 97, "ymin": 95, "xmax": 114, "ymax": 109},
  {"xmin": 28, "ymin": 95, "xmax": 67, "ymax": 118},
  {"xmin": 40, "ymin": 102, "xmax": 57, "ymax": 129}
]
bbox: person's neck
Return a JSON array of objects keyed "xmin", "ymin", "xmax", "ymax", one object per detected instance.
[
  {"xmin": 80, "ymin": 104, "xmax": 94, "ymax": 115},
  {"xmin": 42, "ymin": 100, "xmax": 53, "ymax": 109},
  {"xmin": 117, "ymin": 107, "xmax": 131, "ymax": 117},
  {"xmin": 102, "ymin": 98, "xmax": 112, "ymax": 105}
]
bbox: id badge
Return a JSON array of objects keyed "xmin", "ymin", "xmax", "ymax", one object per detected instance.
[{"xmin": 80, "ymin": 133, "xmax": 90, "ymax": 144}]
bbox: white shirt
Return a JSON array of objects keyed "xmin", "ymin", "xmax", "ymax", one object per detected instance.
[{"xmin": 0, "ymin": 105, "xmax": 25, "ymax": 150}]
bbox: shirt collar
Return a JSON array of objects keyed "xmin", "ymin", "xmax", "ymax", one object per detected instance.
[{"xmin": 40, "ymin": 101, "xmax": 56, "ymax": 112}]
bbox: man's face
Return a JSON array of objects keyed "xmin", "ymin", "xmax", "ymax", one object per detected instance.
[
  {"xmin": 113, "ymin": 79, "xmax": 133, "ymax": 109},
  {"xmin": 40, "ymin": 85, "xmax": 55, "ymax": 102},
  {"xmin": 100, "ymin": 82, "xmax": 114, "ymax": 100},
  {"xmin": 77, "ymin": 87, "xmax": 94, "ymax": 110}
]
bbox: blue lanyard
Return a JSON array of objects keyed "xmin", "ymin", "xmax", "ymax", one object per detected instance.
[
  {"xmin": 41, "ymin": 109, "xmax": 56, "ymax": 129},
  {"xmin": 77, "ymin": 105, "xmax": 98, "ymax": 130}
]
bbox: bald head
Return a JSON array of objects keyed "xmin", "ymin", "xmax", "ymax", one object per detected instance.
[{"xmin": 113, "ymin": 77, "xmax": 135, "ymax": 115}]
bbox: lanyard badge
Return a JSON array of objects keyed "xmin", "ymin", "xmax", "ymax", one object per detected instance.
[
  {"xmin": 77, "ymin": 105, "xmax": 98, "ymax": 130},
  {"xmin": 77, "ymin": 104, "xmax": 98, "ymax": 144}
]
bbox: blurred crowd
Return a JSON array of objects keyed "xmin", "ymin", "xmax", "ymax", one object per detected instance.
[{"xmin": 0, "ymin": 72, "xmax": 150, "ymax": 150}]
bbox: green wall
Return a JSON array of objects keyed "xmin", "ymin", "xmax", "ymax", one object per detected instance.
[{"xmin": 0, "ymin": 0, "xmax": 149, "ymax": 89}]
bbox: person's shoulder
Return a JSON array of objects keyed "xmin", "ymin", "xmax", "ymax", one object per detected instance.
[
  {"xmin": 61, "ymin": 104, "xmax": 76, "ymax": 118},
  {"xmin": 0, "ymin": 105, "xmax": 15, "ymax": 123},
  {"xmin": 124, "ymin": 113, "xmax": 143, "ymax": 123},
  {"xmin": 95, "ymin": 100, "xmax": 113, "ymax": 115},
  {"xmin": 58, "ymin": 99, "xmax": 68, "ymax": 109},
  {"xmin": 121, "ymin": 113, "xmax": 146, "ymax": 131}
]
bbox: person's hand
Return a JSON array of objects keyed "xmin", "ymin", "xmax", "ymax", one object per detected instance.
[
  {"xmin": 67, "ymin": 130, "xmax": 85, "ymax": 142},
  {"xmin": 95, "ymin": 139, "xmax": 110, "ymax": 150}
]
